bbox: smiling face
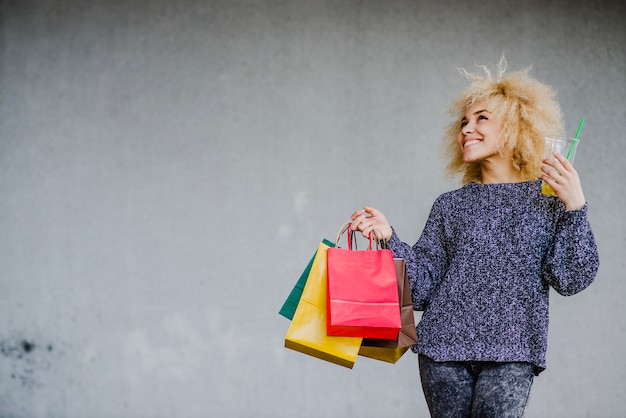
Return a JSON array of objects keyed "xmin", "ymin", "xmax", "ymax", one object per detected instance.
[
  {"xmin": 457, "ymin": 99, "xmax": 503, "ymax": 164},
  {"xmin": 445, "ymin": 63, "xmax": 564, "ymax": 184}
]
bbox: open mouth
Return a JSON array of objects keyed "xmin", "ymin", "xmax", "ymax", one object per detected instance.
[{"xmin": 463, "ymin": 139, "xmax": 482, "ymax": 147}]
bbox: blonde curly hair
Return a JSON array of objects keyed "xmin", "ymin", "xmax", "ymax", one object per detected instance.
[{"xmin": 444, "ymin": 57, "xmax": 564, "ymax": 184}]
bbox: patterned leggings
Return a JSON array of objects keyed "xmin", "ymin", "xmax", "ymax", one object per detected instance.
[{"xmin": 418, "ymin": 354, "xmax": 535, "ymax": 418}]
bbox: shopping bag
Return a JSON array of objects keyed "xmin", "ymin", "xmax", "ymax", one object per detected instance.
[
  {"xmin": 326, "ymin": 222, "xmax": 401, "ymax": 340},
  {"xmin": 284, "ymin": 240, "xmax": 362, "ymax": 368},
  {"xmin": 279, "ymin": 239, "xmax": 335, "ymax": 320},
  {"xmin": 358, "ymin": 258, "xmax": 418, "ymax": 363}
]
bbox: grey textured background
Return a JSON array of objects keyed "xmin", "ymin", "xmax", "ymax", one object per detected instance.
[{"xmin": 1, "ymin": 1, "xmax": 624, "ymax": 417}]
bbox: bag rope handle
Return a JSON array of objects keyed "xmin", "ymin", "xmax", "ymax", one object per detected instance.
[{"xmin": 333, "ymin": 221, "xmax": 375, "ymax": 251}]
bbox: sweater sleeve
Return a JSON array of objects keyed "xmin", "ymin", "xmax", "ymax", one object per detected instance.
[
  {"xmin": 387, "ymin": 197, "xmax": 449, "ymax": 310},
  {"xmin": 543, "ymin": 204, "xmax": 599, "ymax": 296}
]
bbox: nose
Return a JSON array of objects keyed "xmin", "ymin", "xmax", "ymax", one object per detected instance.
[{"xmin": 462, "ymin": 120, "xmax": 474, "ymax": 135}]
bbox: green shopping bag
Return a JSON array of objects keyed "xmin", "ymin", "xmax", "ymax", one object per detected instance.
[
  {"xmin": 279, "ymin": 239, "xmax": 334, "ymax": 320},
  {"xmin": 284, "ymin": 240, "xmax": 362, "ymax": 368}
]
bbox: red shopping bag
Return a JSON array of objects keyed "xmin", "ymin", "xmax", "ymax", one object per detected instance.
[{"xmin": 326, "ymin": 222, "xmax": 401, "ymax": 340}]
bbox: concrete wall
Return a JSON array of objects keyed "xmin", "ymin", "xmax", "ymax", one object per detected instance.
[{"xmin": 1, "ymin": 0, "xmax": 624, "ymax": 417}]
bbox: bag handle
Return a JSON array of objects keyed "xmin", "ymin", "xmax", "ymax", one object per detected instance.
[{"xmin": 334, "ymin": 221, "xmax": 373, "ymax": 251}]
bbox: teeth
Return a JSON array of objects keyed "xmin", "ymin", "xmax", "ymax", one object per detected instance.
[{"xmin": 464, "ymin": 139, "xmax": 481, "ymax": 147}]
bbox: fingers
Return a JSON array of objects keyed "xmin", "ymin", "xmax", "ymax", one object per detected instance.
[
  {"xmin": 363, "ymin": 206, "xmax": 380, "ymax": 216},
  {"xmin": 543, "ymin": 152, "xmax": 575, "ymax": 174},
  {"xmin": 350, "ymin": 208, "xmax": 365, "ymax": 221},
  {"xmin": 350, "ymin": 208, "xmax": 375, "ymax": 236},
  {"xmin": 361, "ymin": 223, "xmax": 379, "ymax": 240},
  {"xmin": 540, "ymin": 163, "xmax": 559, "ymax": 187},
  {"xmin": 351, "ymin": 206, "xmax": 380, "ymax": 218},
  {"xmin": 349, "ymin": 206, "xmax": 392, "ymax": 240},
  {"xmin": 541, "ymin": 157, "xmax": 563, "ymax": 190},
  {"xmin": 553, "ymin": 152, "xmax": 574, "ymax": 171},
  {"xmin": 541, "ymin": 153, "xmax": 586, "ymax": 211},
  {"xmin": 542, "ymin": 152, "xmax": 578, "ymax": 185}
]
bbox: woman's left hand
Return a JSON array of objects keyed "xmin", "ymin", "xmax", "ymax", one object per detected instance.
[{"xmin": 541, "ymin": 152, "xmax": 586, "ymax": 211}]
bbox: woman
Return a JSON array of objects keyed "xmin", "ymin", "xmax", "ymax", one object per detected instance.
[{"xmin": 350, "ymin": 58, "xmax": 599, "ymax": 417}]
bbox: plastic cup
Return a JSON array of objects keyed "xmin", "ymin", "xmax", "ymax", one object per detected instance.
[{"xmin": 541, "ymin": 136, "xmax": 580, "ymax": 196}]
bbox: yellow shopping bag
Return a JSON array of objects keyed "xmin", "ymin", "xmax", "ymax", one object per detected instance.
[
  {"xmin": 284, "ymin": 241, "xmax": 362, "ymax": 368},
  {"xmin": 358, "ymin": 345, "xmax": 410, "ymax": 364}
]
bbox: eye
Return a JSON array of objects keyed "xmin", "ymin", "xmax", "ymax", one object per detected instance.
[
  {"xmin": 478, "ymin": 115, "xmax": 488, "ymax": 121},
  {"xmin": 460, "ymin": 120, "xmax": 468, "ymax": 127}
]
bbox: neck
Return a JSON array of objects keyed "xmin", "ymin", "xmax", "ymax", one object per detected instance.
[{"xmin": 478, "ymin": 160, "xmax": 524, "ymax": 184}]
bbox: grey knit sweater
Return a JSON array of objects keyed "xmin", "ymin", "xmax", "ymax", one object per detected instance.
[{"xmin": 387, "ymin": 180, "xmax": 599, "ymax": 374}]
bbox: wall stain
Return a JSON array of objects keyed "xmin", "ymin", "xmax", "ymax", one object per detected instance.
[{"xmin": 0, "ymin": 338, "xmax": 55, "ymax": 389}]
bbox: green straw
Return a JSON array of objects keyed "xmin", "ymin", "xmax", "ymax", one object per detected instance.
[{"xmin": 567, "ymin": 117, "xmax": 585, "ymax": 159}]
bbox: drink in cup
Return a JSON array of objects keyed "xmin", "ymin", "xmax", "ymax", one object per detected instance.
[{"xmin": 541, "ymin": 136, "xmax": 580, "ymax": 196}]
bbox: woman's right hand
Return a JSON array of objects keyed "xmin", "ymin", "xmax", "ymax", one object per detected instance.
[{"xmin": 350, "ymin": 206, "xmax": 393, "ymax": 242}]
